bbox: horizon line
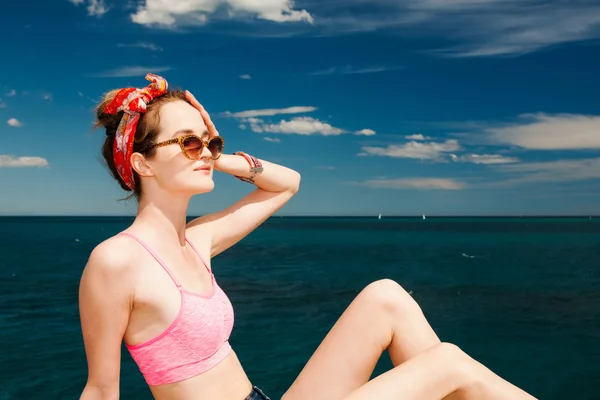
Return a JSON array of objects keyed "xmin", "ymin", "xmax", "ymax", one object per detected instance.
[{"xmin": 0, "ymin": 214, "xmax": 598, "ymax": 218}]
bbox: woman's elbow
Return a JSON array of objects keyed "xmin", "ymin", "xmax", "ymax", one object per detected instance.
[{"xmin": 289, "ymin": 170, "xmax": 301, "ymax": 194}]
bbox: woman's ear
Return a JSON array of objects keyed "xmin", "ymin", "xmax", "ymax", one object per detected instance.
[{"xmin": 130, "ymin": 152, "xmax": 154, "ymax": 178}]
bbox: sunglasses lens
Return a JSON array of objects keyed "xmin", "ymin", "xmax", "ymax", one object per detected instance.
[
  {"xmin": 182, "ymin": 136, "xmax": 204, "ymax": 159},
  {"xmin": 207, "ymin": 137, "xmax": 224, "ymax": 159}
]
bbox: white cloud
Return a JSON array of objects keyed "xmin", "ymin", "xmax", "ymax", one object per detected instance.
[
  {"xmin": 130, "ymin": 0, "xmax": 313, "ymax": 26},
  {"xmin": 0, "ymin": 155, "xmax": 49, "ymax": 168},
  {"xmin": 310, "ymin": 0, "xmax": 600, "ymax": 57},
  {"xmin": 0, "ymin": 98, "xmax": 6, "ymax": 108},
  {"xmin": 6, "ymin": 89, "xmax": 16, "ymax": 97},
  {"xmin": 405, "ymin": 134, "xmax": 430, "ymax": 140},
  {"xmin": 239, "ymin": 74, "xmax": 252, "ymax": 79},
  {"xmin": 251, "ymin": 116, "xmax": 344, "ymax": 135},
  {"xmin": 68, "ymin": 0, "xmax": 108, "ymax": 17},
  {"xmin": 89, "ymin": 66, "xmax": 172, "ymax": 78},
  {"xmin": 230, "ymin": 106, "xmax": 373, "ymax": 137},
  {"xmin": 117, "ymin": 42, "xmax": 163, "ymax": 51},
  {"xmin": 43, "ymin": 93, "xmax": 52, "ymax": 102},
  {"xmin": 359, "ymin": 178, "xmax": 466, "ymax": 190},
  {"xmin": 263, "ymin": 137, "xmax": 281, "ymax": 142},
  {"xmin": 487, "ymin": 113, "xmax": 600, "ymax": 150},
  {"xmin": 7, "ymin": 118, "xmax": 23, "ymax": 127},
  {"xmin": 490, "ymin": 157, "xmax": 600, "ymax": 186},
  {"xmin": 451, "ymin": 153, "xmax": 520, "ymax": 164},
  {"xmin": 225, "ymin": 106, "xmax": 316, "ymax": 118},
  {"xmin": 310, "ymin": 65, "xmax": 401, "ymax": 75},
  {"xmin": 355, "ymin": 128, "xmax": 376, "ymax": 136},
  {"xmin": 316, "ymin": 165, "xmax": 336, "ymax": 170},
  {"xmin": 359, "ymin": 139, "xmax": 460, "ymax": 161}
]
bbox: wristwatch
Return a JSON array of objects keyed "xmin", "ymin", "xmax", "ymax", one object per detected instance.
[{"xmin": 233, "ymin": 151, "xmax": 263, "ymax": 183}]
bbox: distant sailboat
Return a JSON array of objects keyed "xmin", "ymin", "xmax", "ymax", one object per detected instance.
[
  {"xmin": 422, "ymin": 214, "xmax": 426, "ymax": 220},
  {"xmin": 378, "ymin": 214, "xmax": 382, "ymax": 220}
]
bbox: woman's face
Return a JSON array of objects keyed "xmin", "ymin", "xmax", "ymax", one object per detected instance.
[{"xmin": 144, "ymin": 100, "xmax": 215, "ymax": 196}]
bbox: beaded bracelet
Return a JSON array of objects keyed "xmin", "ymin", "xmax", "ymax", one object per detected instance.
[{"xmin": 233, "ymin": 151, "xmax": 263, "ymax": 183}]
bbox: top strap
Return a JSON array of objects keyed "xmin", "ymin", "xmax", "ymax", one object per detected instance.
[
  {"xmin": 185, "ymin": 237, "xmax": 212, "ymax": 274},
  {"xmin": 117, "ymin": 232, "xmax": 182, "ymax": 289}
]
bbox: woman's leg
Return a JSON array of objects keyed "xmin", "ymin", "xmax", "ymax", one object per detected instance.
[
  {"xmin": 282, "ymin": 279, "xmax": 532, "ymax": 400},
  {"xmin": 343, "ymin": 342, "xmax": 537, "ymax": 400},
  {"xmin": 282, "ymin": 279, "xmax": 443, "ymax": 400}
]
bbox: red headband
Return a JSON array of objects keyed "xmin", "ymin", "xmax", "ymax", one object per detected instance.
[{"xmin": 103, "ymin": 73, "xmax": 168, "ymax": 190}]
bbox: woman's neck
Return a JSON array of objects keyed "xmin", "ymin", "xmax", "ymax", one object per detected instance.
[{"xmin": 135, "ymin": 194, "xmax": 191, "ymax": 246}]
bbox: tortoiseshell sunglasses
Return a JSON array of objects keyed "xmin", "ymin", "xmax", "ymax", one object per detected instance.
[{"xmin": 146, "ymin": 134, "xmax": 224, "ymax": 160}]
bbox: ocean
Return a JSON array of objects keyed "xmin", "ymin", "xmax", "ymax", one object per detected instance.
[{"xmin": 0, "ymin": 216, "xmax": 598, "ymax": 399}]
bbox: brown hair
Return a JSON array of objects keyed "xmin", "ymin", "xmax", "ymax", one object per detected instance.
[{"xmin": 94, "ymin": 89, "xmax": 189, "ymax": 200}]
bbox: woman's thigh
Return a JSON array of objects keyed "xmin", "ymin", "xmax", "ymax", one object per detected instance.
[{"xmin": 281, "ymin": 280, "xmax": 400, "ymax": 400}]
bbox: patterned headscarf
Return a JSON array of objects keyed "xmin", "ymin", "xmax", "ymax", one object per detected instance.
[{"xmin": 103, "ymin": 73, "xmax": 168, "ymax": 190}]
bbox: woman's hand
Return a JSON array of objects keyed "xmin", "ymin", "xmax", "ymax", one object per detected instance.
[{"xmin": 185, "ymin": 90, "xmax": 220, "ymax": 138}]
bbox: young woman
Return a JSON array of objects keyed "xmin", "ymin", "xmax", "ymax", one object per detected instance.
[{"xmin": 79, "ymin": 74, "xmax": 537, "ymax": 400}]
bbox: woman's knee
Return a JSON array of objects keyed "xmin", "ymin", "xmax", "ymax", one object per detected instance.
[{"xmin": 359, "ymin": 279, "xmax": 423, "ymax": 317}]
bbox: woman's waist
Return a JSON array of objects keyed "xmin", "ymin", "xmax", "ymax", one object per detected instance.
[{"xmin": 149, "ymin": 350, "xmax": 252, "ymax": 400}]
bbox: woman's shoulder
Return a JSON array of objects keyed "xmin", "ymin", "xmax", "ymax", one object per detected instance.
[
  {"xmin": 79, "ymin": 235, "xmax": 138, "ymax": 308},
  {"xmin": 85, "ymin": 234, "xmax": 138, "ymax": 276}
]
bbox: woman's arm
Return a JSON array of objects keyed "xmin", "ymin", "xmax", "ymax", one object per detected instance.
[
  {"xmin": 215, "ymin": 153, "xmax": 300, "ymax": 193},
  {"xmin": 184, "ymin": 91, "xmax": 300, "ymax": 256},
  {"xmin": 79, "ymin": 239, "xmax": 134, "ymax": 400},
  {"xmin": 188, "ymin": 153, "xmax": 301, "ymax": 257}
]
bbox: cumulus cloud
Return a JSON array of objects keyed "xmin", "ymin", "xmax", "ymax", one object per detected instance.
[
  {"xmin": 405, "ymin": 134, "xmax": 430, "ymax": 140},
  {"xmin": 239, "ymin": 74, "xmax": 252, "ymax": 79},
  {"xmin": 487, "ymin": 113, "xmax": 600, "ymax": 150},
  {"xmin": 224, "ymin": 106, "xmax": 317, "ymax": 118},
  {"xmin": 230, "ymin": 105, "xmax": 374, "ymax": 137},
  {"xmin": 130, "ymin": 0, "xmax": 313, "ymax": 26},
  {"xmin": 89, "ymin": 66, "xmax": 172, "ymax": 78},
  {"xmin": 6, "ymin": 89, "xmax": 16, "ymax": 97},
  {"xmin": 0, "ymin": 99, "xmax": 6, "ymax": 108},
  {"xmin": 0, "ymin": 155, "xmax": 49, "ymax": 168},
  {"xmin": 68, "ymin": 0, "xmax": 108, "ymax": 17},
  {"xmin": 355, "ymin": 128, "xmax": 376, "ymax": 136},
  {"xmin": 359, "ymin": 139, "xmax": 460, "ymax": 162},
  {"xmin": 359, "ymin": 178, "xmax": 466, "ymax": 190},
  {"xmin": 250, "ymin": 116, "xmax": 344, "ymax": 136},
  {"xmin": 7, "ymin": 118, "xmax": 23, "ymax": 127}
]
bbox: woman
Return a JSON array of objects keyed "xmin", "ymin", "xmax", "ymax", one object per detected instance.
[{"xmin": 79, "ymin": 74, "xmax": 537, "ymax": 400}]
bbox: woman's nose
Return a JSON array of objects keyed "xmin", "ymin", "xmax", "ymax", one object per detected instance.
[{"xmin": 198, "ymin": 143, "xmax": 213, "ymax": 160}]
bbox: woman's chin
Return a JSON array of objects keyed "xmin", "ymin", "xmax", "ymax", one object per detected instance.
[{"xmin": 191, "ymin": 180, "xmax": 215, "ymax": 195}]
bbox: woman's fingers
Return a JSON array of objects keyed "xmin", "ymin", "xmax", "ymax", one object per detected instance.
[{"xmin": 185, "ymin": 90, "xmax": 219, "ymax": 137}]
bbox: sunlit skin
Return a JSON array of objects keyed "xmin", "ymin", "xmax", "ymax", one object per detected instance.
[{"xmin": 78, "ymin": 92, "xmax": 537, "ymax": 400}]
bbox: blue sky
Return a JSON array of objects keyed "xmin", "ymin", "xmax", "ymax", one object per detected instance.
[{"xmin": 1, "ymin": 0, "xmax": 599, "ymax": 216}]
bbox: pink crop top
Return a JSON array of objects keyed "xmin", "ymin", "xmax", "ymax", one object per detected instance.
[{"xmin": 118, "ymin": 232, "xmax": 234, "ymax": 386}]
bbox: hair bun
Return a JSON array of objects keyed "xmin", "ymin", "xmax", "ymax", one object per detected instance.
[{"xmin": 94, "ymin": 89, "xmax": 123, "ymax": 135}]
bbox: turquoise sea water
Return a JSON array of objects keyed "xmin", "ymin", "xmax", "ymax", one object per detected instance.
[{"xmin": 1, "ymin": 216, "xmax": 599, "ymax": 399}]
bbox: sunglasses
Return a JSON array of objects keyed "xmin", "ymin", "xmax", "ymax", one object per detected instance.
[{"xmin": 146, "ymin": 134, "xmax": 224, "ymax": 160}]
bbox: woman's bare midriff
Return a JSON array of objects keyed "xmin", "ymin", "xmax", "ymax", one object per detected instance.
[{"xmin": 149, "ymin": 350, "xmax": 253, "ymax": 400}]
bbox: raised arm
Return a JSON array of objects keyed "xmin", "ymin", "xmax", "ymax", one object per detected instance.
[
  {"xmin": 79, "ymin": 240, "xmax": 134, "ymax": 400},
  {"xmin": 185, "ymin": 91, "xmax": 300, "ymax": 256},
  {"xmin": 188, "ymin": 152, "xmax": 300, "ymax": 257}
]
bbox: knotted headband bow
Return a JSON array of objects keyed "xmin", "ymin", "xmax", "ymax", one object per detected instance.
[{"xmin": 103, "ymin": 73, "xmax": 168, "ymax": 190}]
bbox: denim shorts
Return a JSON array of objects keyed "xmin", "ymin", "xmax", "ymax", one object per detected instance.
[{"xmin": 245, "ymin": 385, "xmax": 271, "ymax": 400}]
